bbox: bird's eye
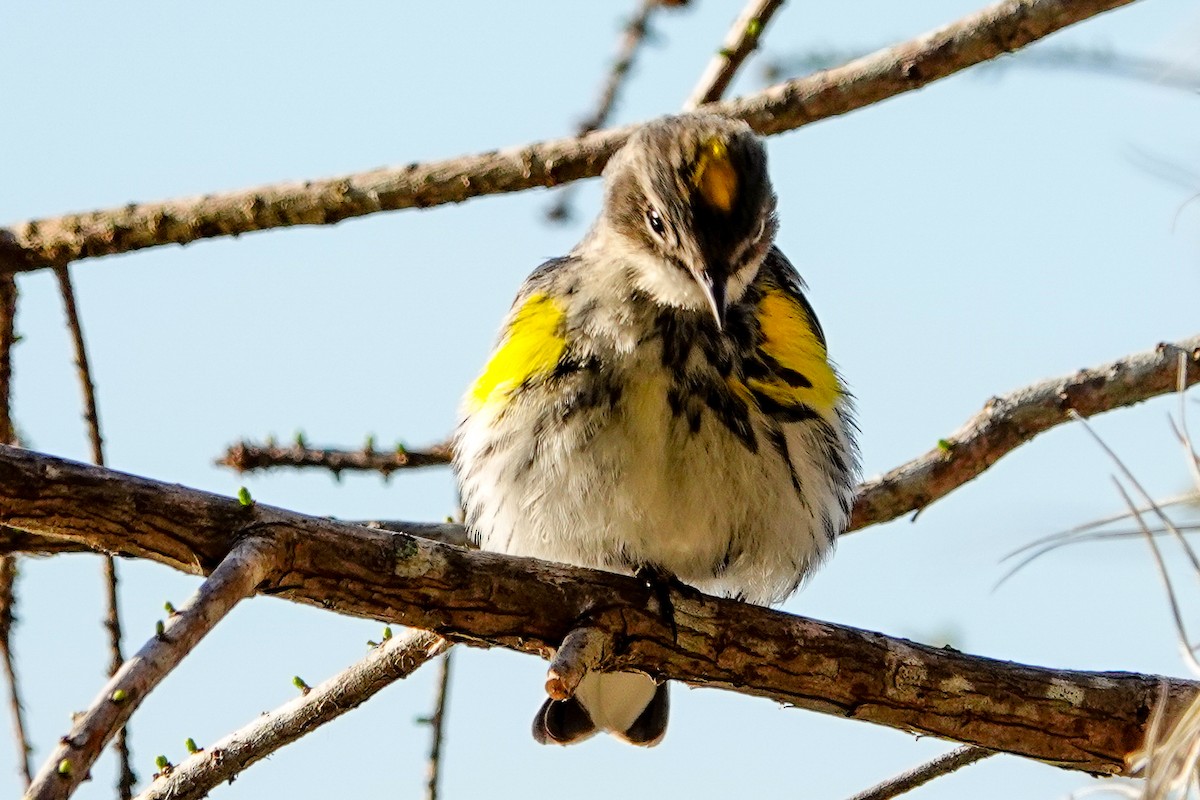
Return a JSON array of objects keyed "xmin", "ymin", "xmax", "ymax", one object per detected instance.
[{"xmin": 645, "ymin": 208, "xmax": 666, "ymax": 239}]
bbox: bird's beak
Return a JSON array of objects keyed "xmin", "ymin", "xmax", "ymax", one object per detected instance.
[{"xmin": 694, "ymin": 269, "xmax": 727, "ymax": 330}]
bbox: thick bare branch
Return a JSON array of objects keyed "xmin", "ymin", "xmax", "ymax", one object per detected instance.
[
  {"xmin": 25, "ymin": 536, "xmax": 282, "ymax": 800},
  {"xmin": 135, "ymin": 629, "xmax": 448, "ymax": 800},
  {"xmin": 0, "ymin": 0, "xmax": 1137, "ymax": 273},
  {"xmin": 0, "ymin": 519, "xmax": 471, "ymax": 556},
  {"xmin": 850, "ymin": 336, "xmax": 1200, "ymax": 531},
  {"xmin": 218, "ymin": 439, "xmax": 452, "ymax": 476},
  {"xmin": 846, "ymin": 746, "xmax": 995, "ymax": 800},
  {"xmin": 0, "ymin": 444, "xmax": 1193, "ymax": 776},
  {"xmin": 100, "ymin": 555, "xmax": 133, "ymax": 800},
  {"xmin": 683, "ymin": 0, "xmax": 786, "ymax": 110}
]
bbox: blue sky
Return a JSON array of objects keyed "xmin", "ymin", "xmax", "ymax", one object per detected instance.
[{"xmin": 3, "ymin": 1, "xmax": 1200, "ymax": 798}]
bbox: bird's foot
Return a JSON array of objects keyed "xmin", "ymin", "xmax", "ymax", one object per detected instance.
[{"xmin": 634, "ymin": 566, "xmax": 700, "ymax": 640}]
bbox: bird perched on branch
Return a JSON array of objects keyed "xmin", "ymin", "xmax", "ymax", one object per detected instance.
[{"xmin": 453, "ymin": 113, "xmax": 858, "ymax": 747}]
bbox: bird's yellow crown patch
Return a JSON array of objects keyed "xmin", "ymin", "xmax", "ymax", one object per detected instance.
[
  {"xmin": 692, "ymin": 138, "xmax": 738, "ymax": 213},
  {"xmin": 469, "ymin": 293, "xmax": 567, "ymax": 410}
]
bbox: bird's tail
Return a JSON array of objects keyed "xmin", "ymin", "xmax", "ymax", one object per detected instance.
[{"xmin": 532, "ymin": 671, "xmax": 668, "ymax": 746}]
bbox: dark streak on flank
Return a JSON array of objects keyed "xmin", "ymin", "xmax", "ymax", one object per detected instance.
[
  {"xmin": 766, "ymin": 426, "xmax": 803, "ymax": 498},
  {"xmin": 751, "ymin": 392, "xmax": 820, "ymax": 424}
]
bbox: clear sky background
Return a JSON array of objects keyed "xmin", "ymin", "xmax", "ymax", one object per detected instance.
[{"xmin": 3, "ymin": 2, "xmax": 1200, "ymax": 798}]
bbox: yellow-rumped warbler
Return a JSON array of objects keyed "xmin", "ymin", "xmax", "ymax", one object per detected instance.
[{"xmin": 453, "ymin": 113, "xmax": 859, "ymax": 747}]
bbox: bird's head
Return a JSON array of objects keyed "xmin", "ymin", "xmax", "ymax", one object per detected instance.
[{"xmin": 599, "ymin": 114, "xmax": 778, "ymax": 329}]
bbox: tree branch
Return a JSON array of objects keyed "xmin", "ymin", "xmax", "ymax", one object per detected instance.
[
  {"xmin": 763, "ymin": 44, "xmax": 1200, "ymax": 94},
  {"xmin": 53, "ymin": 267, "xmax": 104, "ymax": 468},
  {"xmin": 0, "ymin": 270, "xmax": 31, "ymax": 788},
  {"xmin": 0, "ymin": 556, "xmax": 30, "ymax": 787},
  {"xmin": 0, "ymin": 444, "xmax": 1193, "ymax": 775},
  {"xmin": 53, "ymin": 264, "xmax": 135, "ymax": 799},
  {"xmin": 850, "ymin": 337, "xmax": 1200, "ymax": 531},
  {"xmin": 421, "ymin": 649, "xmax": 454, "ymax": 800},
  {"xmin": 217, "ymin": 439, "xmax": 452, "ymax": 476},
  {"xmin": 0, "ymin": 519, "xmax": 472, "ymax": 557},
  {"xmin": 0, "ymin": 0, "xmax": 1137, "ymax": 273},
  {"xmin": 0, "ymin": 273, "xmax": 16, "ymax": 446},
  {"xmin": 845, "ymin": 746, "xmax": 995, "ymax": 800},
  {"xmin": 25, "ymin": 536, "xmax": 282, "ymax": 800},
  {"xmin": 683, "ymin": 0, "xmax": 786, "ymax": 110},
  {"xmin": 135, "ymin": 629, "xmax": 448, "ymax": 800}
]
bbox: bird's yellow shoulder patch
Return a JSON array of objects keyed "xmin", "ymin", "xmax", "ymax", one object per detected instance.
[
  {"xmin": 469, "ymin": 293, "xmax": 567, "ymax": 410},
  {"xmin": 749, "ymin": 287, "xmax": 841, "ymax": 415},
  {"xmin": 693, "ymin": 138, "xmax": 738, "ymax": 213}
]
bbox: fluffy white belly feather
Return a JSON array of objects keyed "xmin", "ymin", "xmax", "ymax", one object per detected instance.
[{"xmin": 455, "ymin": 348, "xmax": 839, "ymax": 605}]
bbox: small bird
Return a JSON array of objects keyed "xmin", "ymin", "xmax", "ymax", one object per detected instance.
[{"xmin": 453, "ymin": 113, "xmax": 859, "ymax": 747}]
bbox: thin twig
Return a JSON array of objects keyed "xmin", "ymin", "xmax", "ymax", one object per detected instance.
[
  {"xmin": 24, "ymin": 536, "xmax": 282, "ymax": 800},
  {"xmin": 0, "ymin": 273, "xmax": 16, "ymax": 446},
  {"xmin": 101, "ymin": 555, "xmax": 133, "ymax": 799},
  {"xmin": 53, "ymin": 267, "xmax": 103, "ymax": 465},
  {"xmin": 1004, "ymin": 490, "xmax": 1200, "ymax": 561},
  {"xmin": 0, "ymin": 556, "xmax": 30, "ymax": 786},
  {"xmin": 0, "ymin": 271, "xmax": 30, "ymax": 786},
  {"xmin": 763, "ymin": 43, "xmax": 1200, "ymax": 93},
  {"xmin": 53, "ymin": 264, "xmax": 135, "ymax": 799},
  {"xmin": 1174, "ymin": 350, "xmax": 1200, "ymax": 489},
  {"xmin": 0, "ymin": 0, "xmax": 1139, "ymax": 273},
  {"xmin": 996, "ymin": 523, "xmax": 1200, "ymax": 588},
  {"xmin": 981, "ymin": 43, "xmax": 1200, "ymax": 90},
  {"xmin": 1113, "ymin": 477, "xmax": 1200, "ymax": 673},
  {"xmin": 218, "ymin": 439, "xmax": 452, "ymax": 477},
  {"xmin": 547, "ymin": 0, "xmax": 663, "ymax": 222},
  {"xmin": 423, "ymin": 649, "xmax": 454, "ymax": 800},
  {"xmin": 844, "ymin": 746, "xmax": 995, "ymax": 800},
  {"xmin": 1072, "ymin": 411, "xmax": 1200, "ymax": 578},
  {"xmin": 1127, "ymin": 145, "xmax": 1200, "ymax": 194},
  {"xmin": 135, "ymin": 630, "xmax": 448, "ymax": 800},
  {"xmin": 684, "ymin": 0, "xmax": 786, "ymax": 110}
]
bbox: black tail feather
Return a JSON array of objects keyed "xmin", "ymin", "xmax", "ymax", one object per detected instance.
[
  {"xmin": 617, "ymin": 682, "xmax": 669, "ymax": 746},
  {"xmin": 532, "ymin": 696, "xmax": 597, "ymax": 745}
]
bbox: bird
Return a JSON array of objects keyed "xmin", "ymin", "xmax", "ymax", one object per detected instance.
[{"xmin": 453, "ymin": 113, "xmax": 859, "ymax": 747}]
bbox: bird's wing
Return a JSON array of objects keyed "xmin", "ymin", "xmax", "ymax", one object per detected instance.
[
  {"xmin": 466, "ymin": 257, "xmax": 574, "ymax": 412},
  {"xmin": 743, "ymin": 248, "xmax": 844, "ymax": 421}
]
